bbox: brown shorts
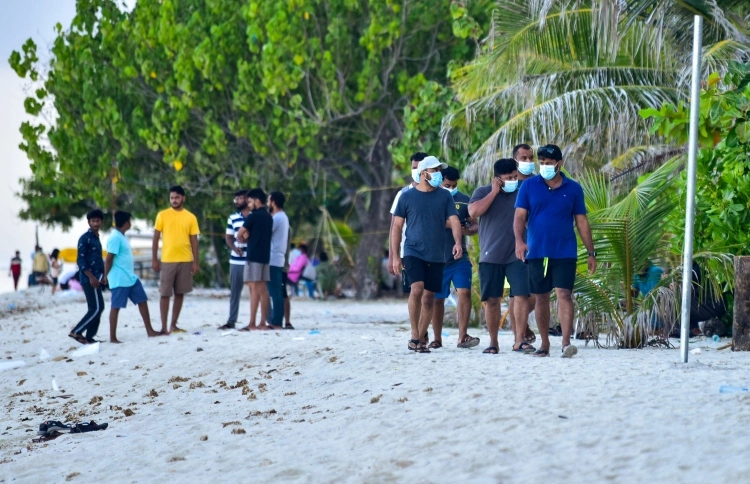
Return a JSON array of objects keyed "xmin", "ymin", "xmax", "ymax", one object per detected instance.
[
  {"xmin": 159, "ymin": 262, "xmax": 194, "ymax": 297},
  {"xmin": 244, "ymin": 262, "xmax": 270, "ymax": 282}
]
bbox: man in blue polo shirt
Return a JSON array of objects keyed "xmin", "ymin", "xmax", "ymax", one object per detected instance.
[{"xmin": 514, "ymin": 144, "xmax": 596, "ymax": 358}]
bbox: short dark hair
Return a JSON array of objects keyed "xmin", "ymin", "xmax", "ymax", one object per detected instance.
[
  {"xmin": 269, "ymin": 191, "xmax": 285, "ymax": 209},
  {"xmin": 512, "ymin": 143, "xmax": 533, "ymax": 157},
  {"xmin": 410, "ymin": 152, "xmax": 428, "ymax": 162},
  {"xmin": 87, "ymin": 209, "xmax": 104, "ymax": 220},
  {"xmin": 320, "ymin": 251, "xmax": 329, "ymax": 263},
  {"xmin": 169, "ymin": 185, "xmax": 186, "ymax": 196},
  {"xmin": 247, "ymin": 188, "xmax": 267, "ymax": 205},
  {"xmin": 493, "ymin": 159, "xmax": 517, "ymax": 176},
  {"xmin": 234, "ymin": 189, "xmax": 248, "ymax": 197},
  {"xmin": 441, "ymin": 166, "xmax": 460, "ymax": 181},
  {"xmin": 537, "ymin": 144, "xmax": 563, "ymax": 161},
  {"xmin": 114, "ymin": 211, "xmax": 132, "ymax": 228}
]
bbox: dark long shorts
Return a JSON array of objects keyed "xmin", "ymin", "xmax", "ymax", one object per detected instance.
[
  {"xmin": 527, "ymin": 258, "xmax": 577, "ymax": 294},
  {"xmin": 479, "ymin": 260, "xmax": 530, "ymax": 301},
  {"xmin": 403, "ymin": 256, "xmax": 444, "ymax": 294}
]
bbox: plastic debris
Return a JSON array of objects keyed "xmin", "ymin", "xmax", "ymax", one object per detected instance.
[
  {"xmin": 71, "ymin": 342, "xmax": 100, "ymax": 358},
  {"xmin": 0, "ymin": 361, "xmax": 26, "ymax": 371},
  {"xmin": 39, "ymin": 348, "xmax": 51, "ymax": 361}
]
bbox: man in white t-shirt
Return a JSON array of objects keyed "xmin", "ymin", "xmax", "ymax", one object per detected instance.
[
  {"xmin": 267, "ymin": 191, "xmax": 290, "ymax": 329},
  {"xmin": 388, "ymin": 152, "xmax": 428, "ymax": 296}
]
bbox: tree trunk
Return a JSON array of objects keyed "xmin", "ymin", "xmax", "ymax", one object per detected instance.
[
  {"xmin": 733, "ymin": 256, "xmax": 750, "ymax": 351},
  {"xmin": 353, "ymin": 187, "xmax": 394, "ymax": 299}
]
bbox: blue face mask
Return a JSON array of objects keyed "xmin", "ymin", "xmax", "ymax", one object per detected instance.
[
  {"xmin": 427, "ymin": 171, "xmax": 443, "ymax": 188},
  {"xmin": 540, "ymin": 164, "xmax": 557, "ymax": 180},
  {"xmin": 443, "ymin": 186, "xmax": 458, "ymax": 196},
  {"xmin": 411, "ymin": 168, "xmax": 420, "ymax": 183},
  {"xmin": 502, "ymin": 180, "xmax": 518, "ymax": 193},
  {"xmin": 517, "ymin": 161, "xmax": 535, "ymax": 175}
]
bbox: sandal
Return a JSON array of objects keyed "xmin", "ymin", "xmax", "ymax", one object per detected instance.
[
  {"xmin": 482, "ymin": 346, "xmax": 499, "ymax": 354},
  {"xmin": 457, "ymin": 334, "xmax": 480, "ymax": 349},
  {"xmin": 427, "ymin": 341, "xmax": 443, "ymax": 349},
  {"xmin": 218, "ymin": 323, "xmax": 235, "ymax": 330},
  {"xmin": 415, "ymin": 343, "xmax": 431, "ymax": 354},
  {"xmin": 532, "ymin": 349, "xmax": 550, "ymax": 357},
  {"xmin": 562, "ymin": 345, "xmax": 578, "ymax": 358},
  {"xmin": 513, "ymin": 342, "xmax": 536, "ymax": 353},
  {"xmin": 238, "ymin": 326, "xmax": 253, "ymax": 332},
  {"xmin": 68, "ymin": 333, "xmax": 89, "ymax": 345},
  {"xmin": 408, "ymin": 339, "xmax": 420, "ymax": 351},
  {"xmin": 525, "ymin": 331, "xmax": 537, "ymax": 344}
]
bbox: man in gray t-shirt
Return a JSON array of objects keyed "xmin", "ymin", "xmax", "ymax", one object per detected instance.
[
  {"xmin": 391, "ymin": 156, "xmax": 461, "ymax": 354},
  {"xmin": 468, "ymin": 158, "xmax": 534, "ymax": 354}
]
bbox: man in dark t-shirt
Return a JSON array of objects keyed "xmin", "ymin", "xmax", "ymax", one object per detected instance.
[
  {"xmin": 469, "ymin": 159, "xmax": 533, "ymax": 355},
  {"xmin": 237, "ymin": 188, "xmax": 274, "ymax": 331},
  {"xmin": 391, "ymin": 156, "xmax": 461, "ymax": 353},
  {"xmin": 430, "ymin": 166, "xmax": 480, "ymax": 350}
]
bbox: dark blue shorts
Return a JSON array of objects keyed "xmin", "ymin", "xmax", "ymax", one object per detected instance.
[
  {"xmin": 111, "ymin": 279, "xmax": 148, "ymax": 309},
  {"xmin": 435, "ymin": 258, "xmax": 472, "ymax": 299},
  {"xmin": 479, "ymin": 260, "xmax": 530, "ymax": 301}
]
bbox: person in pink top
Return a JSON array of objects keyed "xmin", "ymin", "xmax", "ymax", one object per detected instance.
[{"xmin": 287, "ymin": 244, "xmax": 315, "ymax": 298}]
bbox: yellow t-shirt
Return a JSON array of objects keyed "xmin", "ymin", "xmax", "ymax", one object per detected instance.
[{"xmin": 154, "ymin": 208, "xmax": 200, "ymax": 263}]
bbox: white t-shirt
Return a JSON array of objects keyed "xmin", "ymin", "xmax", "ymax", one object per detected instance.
[
  {"xmin": 270, "ymin": 211, "xmax": 290, "ymax": 268},
  {"xmin": 390, "ymin": 184, "xmax": 413, "ymax": 258}
]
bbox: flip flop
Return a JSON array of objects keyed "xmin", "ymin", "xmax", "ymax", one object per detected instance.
[
  {"xmin": 408, "ymin": 339, "xmax": 419, "ymax": 351},
  {"xmin": 415, "ymin": 344, "xmax": 431, "ymax": 354},
  {"xmin": 482, "ymin": 346, "xmax": 499, "ymax": 354},
  {"xmin": 238, "ymin": 326, "xmax": 253, "ymax": 332},
  {"xmin": 532, "ymin": 349, "xmax": 550, "ymax": 357},
  {"xmin": 513, "ymin": 342, "xmax": 536, "ymax": 353},
  {"xmin": 68, "ymin": 333, "xmax": 89, "ymax": 345},
  {"xmin": 170, "ymin": 327, "xmax": 187, "ymax": 334},
  {"xmin": 457, "ymin": 334, "xmax": 480, "ymax": 349},
  {"xmin": 562, "ymin": 345, "xmax": 578, "ymax": 358},
  {"xmin": 427, "ymin": 341, "xmax": 443, "ymax": 349}
]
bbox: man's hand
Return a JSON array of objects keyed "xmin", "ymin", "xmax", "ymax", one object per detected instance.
[
  {"xmin": 101, "ymin": 275, "xmax": 108, "ymax": 286},
  {"xmin": 587, "ymin": 256, "xmax": 597, "ymax": 275},
  {"xmin": 390, "ymin": 258, "xmax": 402, "ymax": 276},
  {"xmin": 452, "ymin": 244, "xmax": 463, "ymax": 260},
  {"xmin": 237, "ymin": 227, "xmax": 249, "ymax": 243},
  {"xmin": 88, "ymin": 275, "xmax": 100, "ymax": 289},
  {"xmin": 192, "ymin": 261, "xmax": 201, "ymax": 276},
  {"xmin": 233, "ymin": 246, "xmax": 244, "ymax": 257},
  {"xmin": 152, "ymin": 259, "xmax": 161, "ymax": 273},
  {"xmin": 515, "ymin": 241, "xmax": 528, "ymax": 262},
  {"xmin": 491, "ymin": 177, "xmax": 503, "ymax": 194}
]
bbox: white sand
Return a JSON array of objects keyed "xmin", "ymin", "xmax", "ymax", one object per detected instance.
[{"xmin": 1, "ymin": 288, "xmax": 749, "ymax": 482}]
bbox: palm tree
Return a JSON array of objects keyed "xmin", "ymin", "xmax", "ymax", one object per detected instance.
[
  {"xmin": 442, "ymin": 0, "xmax": 750, "ymax": 184},
  {"xmin": 573, "ymin": 156, "xmax": 735, "ymax": 348}
]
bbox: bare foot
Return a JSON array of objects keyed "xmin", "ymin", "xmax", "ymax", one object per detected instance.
[
  {"xmin": 147, "ymin": 331, "xmax": 164, "ymax": 337},
  {"xmin": 110, "ymin": 339, "xmax": 123, "ymax": 344}
]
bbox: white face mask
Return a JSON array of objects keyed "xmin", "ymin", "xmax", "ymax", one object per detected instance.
[
  {"xmin": 517, "ymin": 161, "xmax": 535, "ymax": 175},
  {"xmin": 502, "ymin": 180, "xmax": 518, "ymax": 193},
  {"xmin": 540, "ymin": 164, "xmax": 557, "ymax": 180},
  {"xmin": 411, "ymin": 168, "xmax": 420, "ymax": 183}
]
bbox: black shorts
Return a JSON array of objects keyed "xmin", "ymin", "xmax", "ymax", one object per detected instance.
[
  {"xmin": 401, "ymin": 269, "xmax": 411, "ymax": 294},
  {"xmin": 528, "ymin": 258, "xmax": 577, "ymax": 293},
  {"xmin": 281, "ymin": 271, "xmax": 289, "ymax": 299},
  {"xmin": 479, "ymin": 260, "xmax": 530, "ymax": 301},
  {"xmin": 403, "ymin": 256, "xmax": 444, "ymax": 294}
]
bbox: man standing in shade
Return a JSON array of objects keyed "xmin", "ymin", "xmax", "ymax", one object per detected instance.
[
  {"xmin": 430, "ymin": 166, "xmax": 480, "ymax": 349},
  {"xmin": 152, "ymin": 185, "xmax": 200, "ymax": 334},
  {"xmin": 105, "ymin": 211, "xmax": 162, "ymax": 342},
  {"xmin": 469, "ymin": 159, "xmax": 534, "ymax": 354},
  {"xmin": 69, "ymin": 209, "xmax": 106, "ymax": 344},
  {"xmin": 237, "ymin": 188, "xmax": 274, "ymax": 331},
  {"xmin": 268, "ymin": 191, "xmax": 290, "ymax": 329},
  {"xmin": 514, "ymin": 144, "xmax": 596, "ymax": 358},
  {"xmin": 220, "ymin": 190, "xmax": 251, "ymax": 330},
  {"xmin": 391, "ymin": 156, "xmax": 462, "ymax": 354}
]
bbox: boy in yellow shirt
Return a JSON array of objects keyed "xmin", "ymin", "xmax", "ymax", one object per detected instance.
[{"xmin": 152, "ymin": 185, "xmax": 200, "ymax": 334}]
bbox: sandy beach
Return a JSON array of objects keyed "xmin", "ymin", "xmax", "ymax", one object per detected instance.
[{"xmin": 1, "ymin": 287, "xmax": 749, "ymax": 483}]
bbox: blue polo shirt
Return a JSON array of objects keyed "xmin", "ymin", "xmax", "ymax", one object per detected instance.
[{"xmin": 515, "ymin": 173, "xmax": 586, "ymax": 259}]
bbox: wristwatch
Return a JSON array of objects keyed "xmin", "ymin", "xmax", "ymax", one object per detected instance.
[{"xmin": 588, "ymin": 251, "xmax": 597, "ymax": 258}]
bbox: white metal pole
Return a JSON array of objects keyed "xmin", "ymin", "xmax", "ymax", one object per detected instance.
[{"xmin": 680, "ymin": 16, "xmax": 703, "ymax": 363}]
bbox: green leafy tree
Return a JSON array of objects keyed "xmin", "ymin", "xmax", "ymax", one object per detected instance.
[{"xmin": 9, "ymin": 0, "xmax": 489, "ymax": 296}]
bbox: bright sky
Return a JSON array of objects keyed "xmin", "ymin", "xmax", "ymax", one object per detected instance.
[{"xmin": 0, "ymin": 0, "xmax": 135, "ymax": 289}]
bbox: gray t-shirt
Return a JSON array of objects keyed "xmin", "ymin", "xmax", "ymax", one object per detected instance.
[
  {"xmin": 270, "ymin": 211, "xmax": 290, "ymax": 268},
  {"xmin": 469, "ymin": 185, "xmax": 519, "ymax": 265},
  {"xmin": 394, "ymin": 187, "xmax": 458, "ymax": 263},
  {"xmin": 443, "ymin": 191, "xmax": 470, "ymax": 265}
]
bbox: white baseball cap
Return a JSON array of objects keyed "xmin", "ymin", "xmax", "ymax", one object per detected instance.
[{"xmin": 417, "ymin": 155, "xmax": 448, "ymax": 173}]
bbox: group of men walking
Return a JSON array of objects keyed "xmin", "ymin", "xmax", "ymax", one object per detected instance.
[
  {"xmin": 388, "ymin": 144, "xmax": 596, "ymax": 357},
  {"xmin": 67, "ymin": 185, "xmax": 293, "ymax": 345}
]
